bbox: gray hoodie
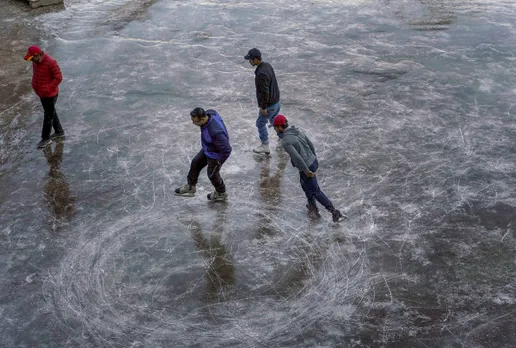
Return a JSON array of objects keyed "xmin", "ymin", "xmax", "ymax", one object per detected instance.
[{"xmin": 279, "ymin": 126, "xmax": 317, "ymax": 173}]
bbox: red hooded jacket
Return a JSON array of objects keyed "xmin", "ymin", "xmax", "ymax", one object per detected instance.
[{"xmin": 31, "ymin": 53, "xmax": 62, "ymax": 98}]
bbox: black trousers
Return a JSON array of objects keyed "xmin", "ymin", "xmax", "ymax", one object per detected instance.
[
  {"xmin": 187, "ymin": 150, "xmax": 226, "ymax": 193},
  {"xmin": 40, "ymin": 95, "xmax": 63, "ymax": 140}
]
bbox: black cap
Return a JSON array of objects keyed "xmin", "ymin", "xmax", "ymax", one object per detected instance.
[
  {"xmin": 190, "ymin": 107, "xmax": 206, "ymax": 117},
  {"xmin": 244, "ymin": 48, "xmax": 261, "ymax": 60}
]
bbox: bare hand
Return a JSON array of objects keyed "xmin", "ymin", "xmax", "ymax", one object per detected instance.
[
  {"xmin": 260, "ymin": 108, "xmax": 268, "ymax": 116},
  {"xmin": 306, "ymin": 170, "xmax": 316, "ymax": 178}
]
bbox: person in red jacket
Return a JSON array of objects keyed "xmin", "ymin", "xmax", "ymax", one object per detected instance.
[{"xmin": 24, "ymin": 45, "xmax": 65, "ymax": 149}]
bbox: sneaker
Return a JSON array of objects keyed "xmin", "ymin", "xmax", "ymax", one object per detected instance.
[
  {"xmin": 306, "ymin": 203, "xmax": 321, "ymax": 219},
  {"xmin": 331, "ymin": 209, "xmax": 347, "ymax": 222},
  {"xmin": 50, "ymin": 132, "xmax": 65, "ymax": 139},
  {"xmin": 174, "ymin": 184, "xmax": 196, "ymax": 197},
  {"xmin": 37, "ymin": 139, "xmax": 51, "ymax": 149},
  {"xmin": 207, "ymin": 190, "xmax": 228, "ymax": 202},
  {"xmin": 253, "ymin": 143, "xmax": 270, "ymax": 155}
]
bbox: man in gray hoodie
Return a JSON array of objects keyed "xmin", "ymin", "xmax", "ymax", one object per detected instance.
[{"xmin": 273, "ymin": 114, "xmax": 344, "ymax": 222}]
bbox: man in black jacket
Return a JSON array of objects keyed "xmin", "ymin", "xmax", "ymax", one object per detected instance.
[{"xmin": 244, "ymin": 48, "xmax": 281, "ymax": 155}]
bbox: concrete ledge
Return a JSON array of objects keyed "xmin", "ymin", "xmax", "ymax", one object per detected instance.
[{"xmin": 29, "ymin": 0, "xmax": 63, "ymax": 9}]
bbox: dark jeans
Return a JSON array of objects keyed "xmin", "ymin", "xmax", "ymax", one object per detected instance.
[
  {"xmin": 187, "ymin": 150, "xmax": 226, "ymax": 193},
  {"xmin": 40, "ymin": 95, "xmax": 63, "ymax": 140},
  {"xmin": 299, "ymin": 159, "xmax": 334, "ymax": 211}
]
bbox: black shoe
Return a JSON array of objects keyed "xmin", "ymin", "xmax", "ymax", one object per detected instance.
[
  {"xmin": 37, "ymin": 139, "xmax": 51, "ymax": 149},
  {"xmin": 306, "ymin": 203, "xmax": 321, "ymax": 219},
  {"xmin": 331, "ymin": 209, "xmax": 346, "ymax": 222},
  {"xmin": 50, "ymin": 132, "xmax": 65, "ymax": 139}
]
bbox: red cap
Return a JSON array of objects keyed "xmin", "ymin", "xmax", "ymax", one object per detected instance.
[
  {"xmin": 273, "ymin": 114, "xmax": 287, "ymax": 126},
  {"xmin": 24, "ymin": 45, "xmax": 42, "ymax": 61}
]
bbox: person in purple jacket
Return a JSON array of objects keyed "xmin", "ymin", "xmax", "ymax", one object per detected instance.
[{"xmin": 175, "ymin": 107, "xmax": 232, "ymax": 201}]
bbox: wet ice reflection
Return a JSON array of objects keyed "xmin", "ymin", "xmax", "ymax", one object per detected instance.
[
  {"xmin": 189, "ymin": 211, "xmax": 236, "ymax": 303},
  {"xmin": 43, "ymin": 140, "xmax": 76, "ymax": 230}
]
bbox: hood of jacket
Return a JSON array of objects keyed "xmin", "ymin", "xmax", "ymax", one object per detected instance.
[{"xmin": 278, "ymin": 125, "xmax": 300, "ymax": 138}]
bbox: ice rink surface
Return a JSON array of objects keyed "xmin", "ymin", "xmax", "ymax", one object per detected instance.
[{"xmin": 1, "ymin": 0, "xmax": 516, "ymax": 347}]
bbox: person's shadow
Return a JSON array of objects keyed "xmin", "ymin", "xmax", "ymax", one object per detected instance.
[
  {"xmin": 253, "ymin": 154, "xmax": 288, "ymax": 239},
  {"xmin": 42, "ymin": 140, "xmax": 75, "ymax": 230},
  {"xmin": 190, "ymin": 207, "xmax": 235, "ymax": 303},
  {"xmin": 258, "ymin": 154, "xmax": 287, "ymax": 206}
]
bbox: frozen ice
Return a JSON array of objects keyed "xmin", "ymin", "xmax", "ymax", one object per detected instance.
[{"xmin": 1, "ymin": 0, "xmax": 515, "ymax": 347}]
